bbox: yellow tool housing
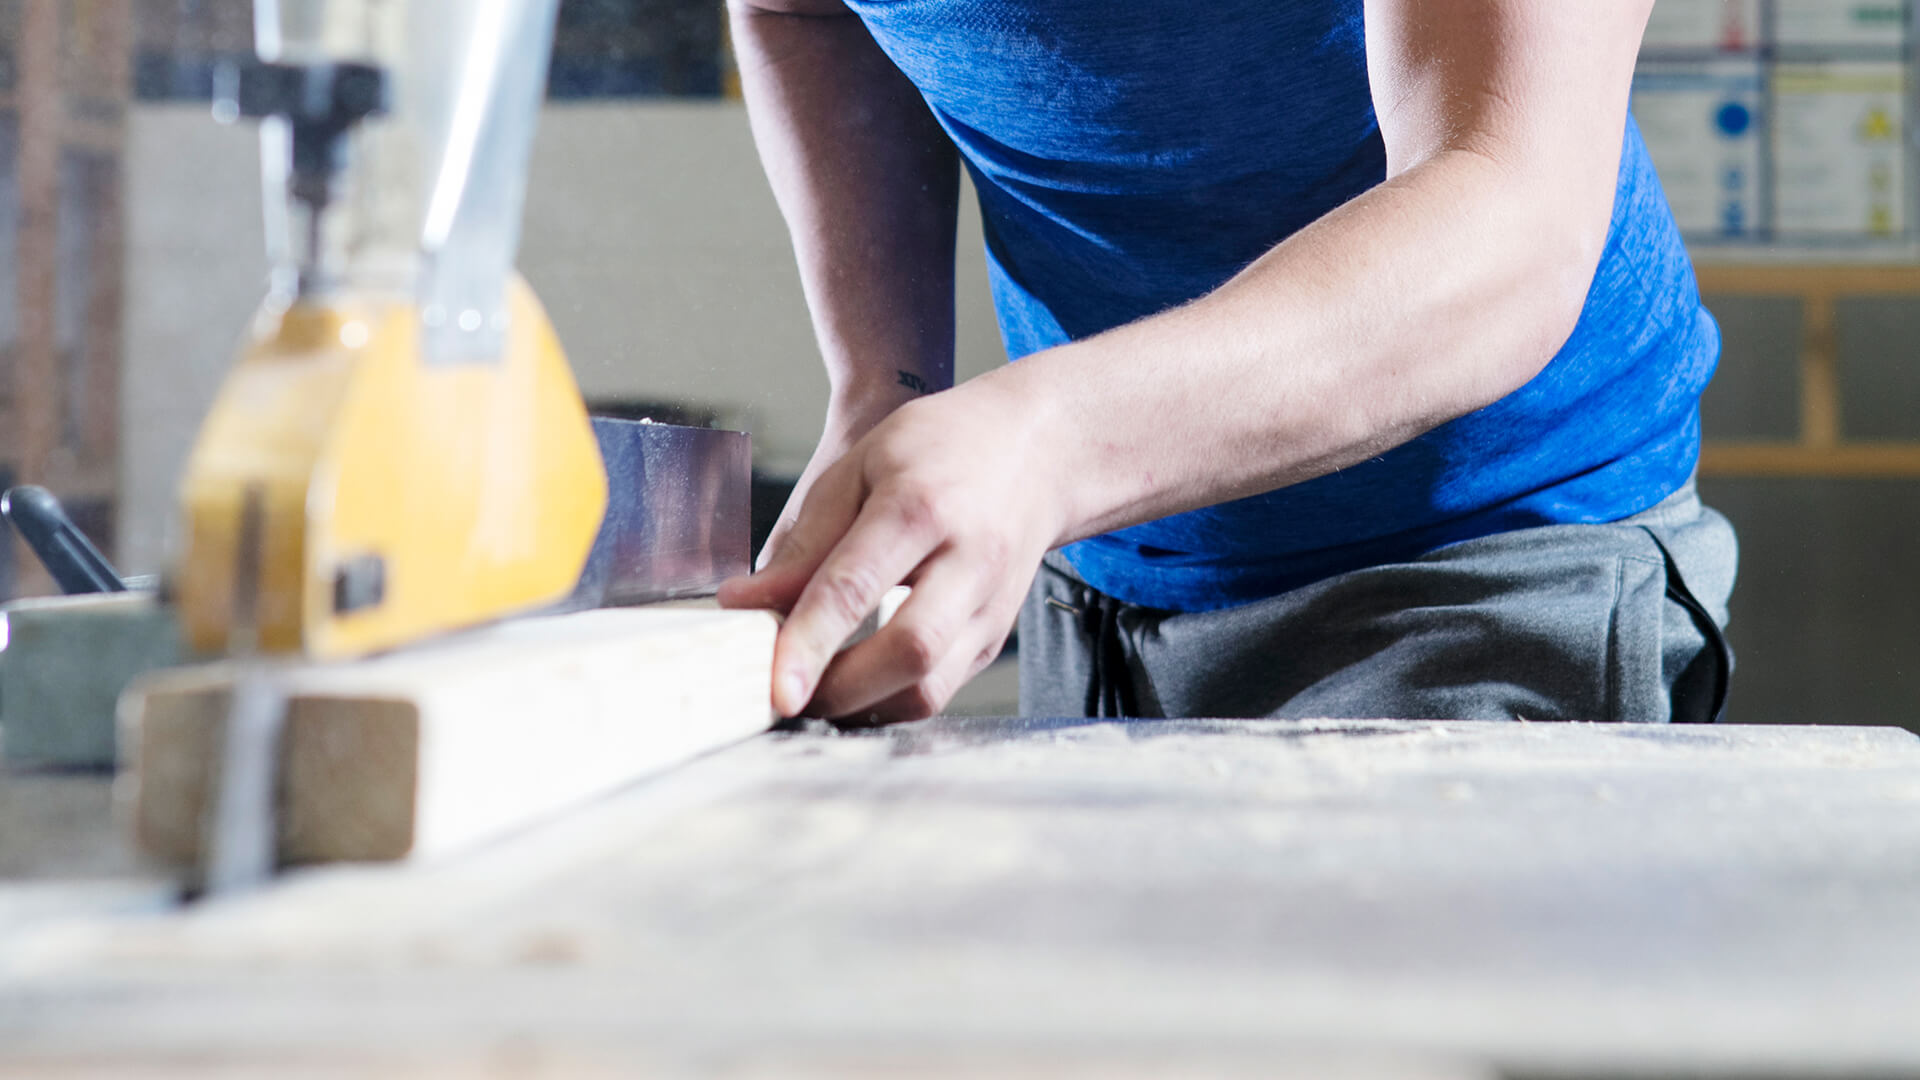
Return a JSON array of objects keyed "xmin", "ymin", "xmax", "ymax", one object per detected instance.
[{"xmin": 176, "ymin": 276, "xmax": 608, "ymax": 659}]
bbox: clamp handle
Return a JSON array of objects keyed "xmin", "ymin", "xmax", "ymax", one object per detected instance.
[{"xmin": 1, "ymin": 485, "xmax": 127, "ymax": 595}]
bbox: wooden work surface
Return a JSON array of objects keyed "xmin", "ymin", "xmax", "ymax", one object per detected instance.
[{"xmin": 4, "ymin": 718, "xmax": 1920, "ymax": 1077}]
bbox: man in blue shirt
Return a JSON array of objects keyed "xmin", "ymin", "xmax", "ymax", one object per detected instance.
[{"xmin": 717, "ymin": 0, "xmax": 1737, "ymax": 724}]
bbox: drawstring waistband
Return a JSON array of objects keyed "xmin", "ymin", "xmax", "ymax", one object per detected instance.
[
  {"xmin": 1051, "ymin": 590, "xmax": 1139, "ymax": 718},
  {"xmin": 1641, "ymin": 527, "xmax": 1732, "ymax": 724}
]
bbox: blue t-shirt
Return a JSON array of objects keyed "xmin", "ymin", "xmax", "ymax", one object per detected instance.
[{"xmin": 845, "ymin": 1, "xmax": 1719, "ymax": 612}]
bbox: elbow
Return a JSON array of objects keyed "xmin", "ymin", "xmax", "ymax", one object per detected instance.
[
  {"xmin": 1512, "ymin": 205, "xmax": 1611, "ymax": 387},
  {"xmin": 1539, "ymin": 238, "xmax": 1601, "ymax": 358},
  {"xmin": 1438, "ymin": 141, "xmax": 1617, "ymax": 391}
]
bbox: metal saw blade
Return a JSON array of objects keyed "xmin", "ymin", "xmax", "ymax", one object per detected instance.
[{"xmin": 566, "ymin": 418, "xmax": 753, "ymax": 609}]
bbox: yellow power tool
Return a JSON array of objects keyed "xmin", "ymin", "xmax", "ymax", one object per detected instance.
[
  {"xmin": 177, "ymin": 0, "xmax": 751, "ymax": 894},
  {"xmin": 176, "ymin": 0, "xmax": 644, "ymax": 661}
]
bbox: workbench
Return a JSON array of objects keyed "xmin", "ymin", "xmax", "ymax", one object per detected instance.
[{"xmin": 4, "ymin": 717, "xmax": 1920, "ymax": 1077}]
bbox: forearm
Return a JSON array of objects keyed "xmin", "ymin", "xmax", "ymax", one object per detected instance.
[
  {"xmin": 994, "ymin": 143, "xmax": 1618, "ymax": 544},
  {"xmin": 729, "ymin": 1, "xmax": 960, "ymax": 424},
  {"xmin": 987, "ymin": 0, "xmax": 1648, "ymax": 546}
]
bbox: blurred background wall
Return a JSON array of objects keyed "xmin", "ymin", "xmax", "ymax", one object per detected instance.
[{"xmin": 5, "ymin": 0, "xmax": 1920, "ymax": 728}]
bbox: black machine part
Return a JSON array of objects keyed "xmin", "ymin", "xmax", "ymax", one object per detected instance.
[
  {"xmin": 0, "ymin": 485, "xmax": 128, "ymax": 596},
  {"xmin": 227, "ymin": 61, "xmax": 390, "ymax": 217},
  {"xmin": 217, "ymin": 60, "xmax": 390, "ymax": 293}
]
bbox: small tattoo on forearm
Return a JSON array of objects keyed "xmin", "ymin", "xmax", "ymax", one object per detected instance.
[{"xmin": 897, "ymin": 370, "xmax": 933, "ymax": 395}]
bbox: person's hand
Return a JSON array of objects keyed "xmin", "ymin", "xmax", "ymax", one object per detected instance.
[
  {"xmin": 758, "ymin": 381, "xmax": 930, "ymax": 570},
  {"xmin": 757, "ymin": 423, "xmax": 861, "ymax": 574},
  {"xmin": 718, "ymin": 376, "xmax": 1065, "ymax": 722}
]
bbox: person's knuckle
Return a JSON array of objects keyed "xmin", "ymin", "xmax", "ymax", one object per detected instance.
[
  {"xmin": 806, "ymin": 685, "xmax": 843, "ymax": 720},
  {"xmin": 889, "ymin": 484, "xmax": 950, "ymax": 539},
  {"xmin": 894, "ymin": 621, "xmax": 947, "ymax": 678},
  {"xmin": 817, "ymin": 563, "xmax": 881, "ymax": 624},
  {"xmin": 887, "ymin": 684, "xmax": 933, "ymax": 718},
  {"xmin": 970, "ymin": 529, "xmax": 1011, "ymax": 573},
  {"xmin": 773, "ymin": 528, "xmax": 810, "ymax": 565},
  {"xmin": 902, "ymin": 683, "xmax": 942, "ymax": 721},
  {"xmin": 974, "ymin": 638, "xmax": 1006, "ymax": 673},
  {"xmin": 869, "ymin": 437, "xmax": 914, "ymax": 472}
]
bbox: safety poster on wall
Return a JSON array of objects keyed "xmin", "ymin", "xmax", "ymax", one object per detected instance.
[{"xmin": 1632, "ymin": 0, "xmax": 1915, "ymax": 251}]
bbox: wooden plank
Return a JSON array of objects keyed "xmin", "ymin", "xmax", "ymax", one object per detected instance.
[
  {"xmin": 1690, "ymin": 261, "xmax": 1920, "ymax": 474},
  {"xmin": 13, "ymin": 0, "xmax": 62, "ymax": 598},
  {"xmin": 67, "ymin": 0, "xmax": 130, "ymax": 551},
  {"xmin": 80, "ymin": 159, "xmax": 127, "ymax": 486},
  {"xmin": 123, "ymin": 604, "xmax": 778, "ymax": 867},
  {"xmin": 1799, "ymin": 291, "xmax": 1841, "ymax": 448},
  {"xmin": 1695, "ymin": 262, "xmax": 1920, "ymax": 296},
  {"xmin": 49, "ymin": 116, "xmax": 124, "ymax": 155},
  {"xmin": 1699, "ymin": 441, "xmax": 1920, "ymax": 477},
  {"xmin": 13, "ymin": 0, "xmax": 59, "ymax": 481}
]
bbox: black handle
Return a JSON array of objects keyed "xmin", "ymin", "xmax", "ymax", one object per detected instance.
[{"xmin": 1, "ymin": 486, "xmax": 127, "ymax": 595}]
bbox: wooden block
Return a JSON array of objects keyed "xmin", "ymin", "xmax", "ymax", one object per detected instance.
[{"xmin": 120, "ymin": 605, "xmax": 778, "ymax": 867}]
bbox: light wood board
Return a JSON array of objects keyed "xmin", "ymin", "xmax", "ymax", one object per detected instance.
[
  {"xmin": 8, "ymin": 719, "xmax": 1920, "ymax": 1075},
  {"xmin": 121, "ymin": 604, "xmax": 778, "ymax": 866}
]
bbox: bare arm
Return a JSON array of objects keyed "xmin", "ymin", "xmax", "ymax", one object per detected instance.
[
  {"xmin": 728, "ymin": 0, "xmax": 960, "ymax": 560},
  {"xmin": 1013, "ymin": 0, "xmax": 1654, "ymax": 539},
  {"xmin": 723, "ymin": 0, "xmax": 1658, "ymax": 721}
]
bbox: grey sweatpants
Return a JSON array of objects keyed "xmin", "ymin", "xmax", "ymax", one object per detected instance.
[{"xmin": 1017, "ymin": 482, "xmax": 1738, "ymax": 723}]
